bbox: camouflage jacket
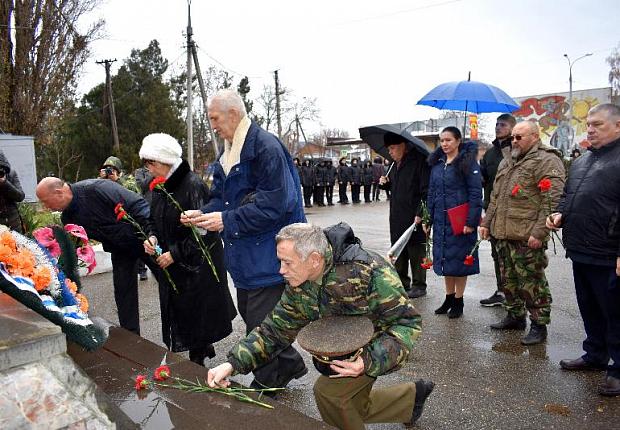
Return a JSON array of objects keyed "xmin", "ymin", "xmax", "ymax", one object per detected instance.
[
  {"xmin": 227, "ymin": 241, "xmax": 422, "ymax": 378},
  {"xmin": 118, "ymin": 174, "xmax": 141, "ymax": 195}
]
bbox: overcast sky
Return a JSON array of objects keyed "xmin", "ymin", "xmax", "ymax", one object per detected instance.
[{"xmin": 77, "ymin": 0, "xmax": 619, "ymax": 138}]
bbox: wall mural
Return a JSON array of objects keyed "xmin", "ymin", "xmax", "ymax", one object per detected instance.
[{"xmin": 513, "ymin": 88, "xmax": 611, "ymax": 155}]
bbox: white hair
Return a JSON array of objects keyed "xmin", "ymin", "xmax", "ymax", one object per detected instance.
[
  {"xmin": 276, "ymin": 223, "xmax": 329, "ymax": 260},
  {"xmin": 210, "ymin": 89, "xmax": 247, "ymax": 116}
]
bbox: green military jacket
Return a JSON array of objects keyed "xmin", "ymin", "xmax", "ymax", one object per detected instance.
[
  {"xmin": 227, "ymin": 246, "xmax": 422, "ymax": 378},
  {"xmin": 118, "ymin": 174, "xmax": 141, "ymax": 195}
]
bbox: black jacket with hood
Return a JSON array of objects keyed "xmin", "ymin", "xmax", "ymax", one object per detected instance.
[{"xmin": 0, "ymin": 151, "xmax": 25, "ymax": 231}]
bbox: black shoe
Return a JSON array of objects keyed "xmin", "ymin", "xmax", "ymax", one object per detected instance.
[
  {"xmin": 480, "ymin": 292, "xmax": 504, "ymax": 307},
  {"xmin": 327, "ymin": 203, "xmax": 334, "ymax": 206},
  {"xmin": 188, "ymin": 344, "xmax": 215, "ymax": 367},
  {"xmin": 407, "ymin": 288, "xmax": 427, "ymax": 299},
  {"xmin": 278, "ymin": 365, "xmax": 309, "ymax": 387},
  {"xmin": 599, "ymin": 376, "xmax": 620, "ymax": 396},
  {"xmin": 448, "ymin": 297, "xmax": 464, "ymax": 319},
  {"xmin": 490, "ymin": 314, "xmax": 526, "ymax": 330},
  {"xmin": 405, "ymin": 379, "xmax": 435, "ymax": 426},
  {"xmin": 435, "ymin": 293, "xmax": 455, "ymax": 314},
  {"xmin": 521, "ymin": 323, "xmax": 547, "ymax": 345},
  {"xmin": 560, "ymin": 357, "xmax": 606, "ymax": 371}
]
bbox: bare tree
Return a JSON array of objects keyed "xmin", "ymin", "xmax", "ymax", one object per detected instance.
[
  {"xmin": 607, "ymin": 43, "xmax": 620, "ymax": 97},
  {"xmin": 0, "ymin": 0, "xmax": 103, "ymax": 141}
]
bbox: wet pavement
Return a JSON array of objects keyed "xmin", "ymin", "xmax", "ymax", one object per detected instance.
[{"xmin": 81, "ymin": 199, "xmax": 620, "ymax": 429}]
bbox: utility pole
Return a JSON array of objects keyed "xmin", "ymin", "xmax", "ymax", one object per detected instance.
[
  {"xmin": 274, "ymin": 70, "xmax": 282, "ymax": 140},
  {"xmin": 563, "ymin": 53, "xmax": 593, "ymax": 137},
  {"xmin": 96, "ymin": 59, "xmax": 120, "ymax": 153},
  {"xmin": 186, "ymin": 2, "xmax": 194, "ymax": 170}
]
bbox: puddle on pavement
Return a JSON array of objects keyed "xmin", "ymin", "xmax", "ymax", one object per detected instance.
[
  {"xmin": 473, "ymin": 339, "xmax": 572, "ymax": 363},
  {"xmin": 120, "ymin": 391, "xmax": 174, "ymax": 429}
]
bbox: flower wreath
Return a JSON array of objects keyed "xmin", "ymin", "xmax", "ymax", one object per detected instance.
[{"xmin": 0, "ymin": 225, "xmax": 107, "ymax": 351}]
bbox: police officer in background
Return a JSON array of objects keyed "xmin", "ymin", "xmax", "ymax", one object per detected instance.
[{"xmin": 0, "ymin": 150, "xmax": 25, "ymax": 232}]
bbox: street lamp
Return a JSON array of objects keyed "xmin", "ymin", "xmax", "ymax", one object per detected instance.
[{"xmin": 563, "ymin": 52, "xmax": 593, "ymax": 128}]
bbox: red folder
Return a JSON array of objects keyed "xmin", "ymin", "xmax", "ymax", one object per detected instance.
[{"xmin": 447, "ymin": 203, "xmax": 469, "ymax": 236}]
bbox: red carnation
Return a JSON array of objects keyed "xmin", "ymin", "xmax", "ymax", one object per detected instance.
[
  {"xmin": 538, "ymin": 178, "xmax": 552, "ymax": 193},
  {"xmin": 153, "ymin": 365, "xmax": 170, "ymax": 381},
  {"xmin": 135, "ymin": 374, "xmax": 149, "ymax": 390},
  {"xmin": 511, "ymin": 184, "xmax": 521, "ymax": 197},
  {"xmin": 149, "ymin": 176, "xmax": 167, "ymax": 191},
  {"xmin": 114, "ymin": 203, "xmax": 123, "ymax": 214},
  {"xmin": 464, "ymin": 255, "xmax": 475, "ymax": 266},
  {"xmin": 420, "ymin": 257, "xmax": 433, "ymax": 270},
  {"xmin": 116, "ymin": 210, "xmax": 127, "ymax": 222}
]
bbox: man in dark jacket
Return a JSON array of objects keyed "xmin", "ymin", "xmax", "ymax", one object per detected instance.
[
  {"xmin": 349, "ymin": 158, "xmax": 362, "ymax": 203},
  {"xmin": 379, "ymin": 132, "xmax": 431, "ymax": 299},
  {"xmin": 479, "ymin": 114, "xmax": 516, "ymax": 307},
  {"xmin": 337, "ymin": 157, "xmax": 350, "ymax": 204},
  {"xmin": 371, "ymin": 156, "xmax": 384, "ymax": 201},
  {"xmin": 547, "ymin": 103, "xmax": 620, "ymax": 397},
  {"xmin": 325, "ymin": 159, "xmax": 336, "ymax": 206},
  {"xmin": 313, "ymin": 159, "xmax": 327, "ymax": 207},
  {"xmin": 300, "ymin": 159, "xmax": 315, "ymax": 208},
  {"xmin": 183, "ymin": 89, "xmax": 307, "ymax": 391},
  {"xmin": 36, "ymin": 177, "xmax": 159, "ymax": 335},
  {"xmin": 0, "ymin": 150, "xmax": 25, "ymax": 232}
]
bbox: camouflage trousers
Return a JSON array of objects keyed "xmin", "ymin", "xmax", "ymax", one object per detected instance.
[{"xmin": 495, "ymin": 240, "xmax": 552, "ymax": 325}]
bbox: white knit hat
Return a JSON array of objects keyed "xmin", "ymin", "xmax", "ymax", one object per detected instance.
[{"xmin": 139, "ymin": 133, "xmax": 182, "ymax": 165}]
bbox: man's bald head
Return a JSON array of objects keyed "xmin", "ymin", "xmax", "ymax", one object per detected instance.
[
  {"xmin": 36, "ymin": 177, "xmax": 71, "ymax": 211},
  {"xmin": 511, "ymin": 121, "xmax": 540, "ymax": 158}
]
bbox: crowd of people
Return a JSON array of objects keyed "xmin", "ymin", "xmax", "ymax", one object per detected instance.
[
  {"xmin": 295, "ymin": 155, "xmax": 391, "ymax": 207},
  {"xmin": 26, "ymin": 92, "xmax": 620, "ymax": 429}
]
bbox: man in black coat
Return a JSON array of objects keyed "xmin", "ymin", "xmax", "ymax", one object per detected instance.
[
  {"xmin": 379, "ymin": 132, "xmax": 431, "ymax": 298},
  {"xmin": 479, "ymin": 113, "xmax": 516, "ymax": 307},
  {"xmin": 36, "ymin": 177, "xmax": 159, "ymax": 335},
  {"xmin": 349, "ymin": 158, "xmax": 362, "ymax": 203},
  {"xmin": 337, "ymin": 157, "xmax": 350, "ymax": 204},
  {"xmin": 0, "ymin": 150, "xmax": 25, "ymax": 232},
  {"xmin": 547, "ymin": 103, "xmax": 620, "ymax": 397},
  {"xmin": 313, "ymin": 159, "xmax": 327, "ymax": 207},
  {"xmin": 325, "ymin": 159, "xmax": 336, "ymax": 206},
  {"xmin": 300, "ymin": 159, "xmax": 315, "ymax": 208}
]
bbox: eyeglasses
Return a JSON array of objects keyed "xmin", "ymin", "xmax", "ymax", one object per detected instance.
[
  {"xmin": 511, "ymin": 134, "xmax": 530, "ymax": 141},
  {"xmin": 143, "ymin": 159, "xmax": 156, "ymax": 166}
]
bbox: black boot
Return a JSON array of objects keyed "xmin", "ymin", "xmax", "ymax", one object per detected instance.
[
  {"xmin": 521, "ymin": 322, "xmax": 547, "ymax": 345},
  {"xmin": 490, "ymin": 314, "xmax": 526, "ymax": 330},
  {"xmin": 434, "ymin": 293, "xmax": 455, "ymax": 314},
  {"xmin": 189, "ymin": 344, "xmax": 216, "ymax": 366},
  {"xmin": 404, "ymin": 379, "xmax": 435, "ymax": 426},
  {"xmin": 448, "ymin": 297, "xmax": 464, "ymax": 319}
]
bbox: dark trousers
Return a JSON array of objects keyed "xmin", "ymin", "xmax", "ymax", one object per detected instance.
[
  {"xmin": 325, "ymin": 185, "xmax": 334, "ymax": 205},
  {"xmin": 573, "ymin": 261, "xmax": 620, "ymax": 377},
  {"xmin": 237, "ymin": 284, "xmax": 305, "ymax": 387},
  {"xmin": 371, "ymin": 183, "xmax": 381, "ymax": 201},
  {"xmin": 313, "ymin": 186, "xmax": 325, "ymax": 206},
  {"xmin": 351, "ymin": 184, "xmax": 361, "ymax": 203},
  {"xmin": 338, "ymin": 182, "xmax": 349, "ymax": 203},
  {"xmin": 363, "ymin": 184, "xmax": 372, "ymax": 202},
  {"xmin": 490, "ymin": 237, "xmax": 502, "ymax": 292},
  {"xmin": 303, "ymin": 186, "xmax": 313, "ymax": 207},
  {"xmin": 394, "ymin": 241, "xmax": 427, "ymax": 290},
  {"xmin": 111, "ymin": 252, "xmax": 160, "ymax": 335}
]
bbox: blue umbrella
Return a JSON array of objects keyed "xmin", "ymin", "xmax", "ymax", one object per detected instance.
[{"xmin": 417, "ymin": 75, "xmax": 519, "ymax": 114}]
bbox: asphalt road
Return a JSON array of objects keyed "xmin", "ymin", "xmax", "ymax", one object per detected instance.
[{"xmin": 81, "ymin": 199, "xmax": 619, "ymax": 429}]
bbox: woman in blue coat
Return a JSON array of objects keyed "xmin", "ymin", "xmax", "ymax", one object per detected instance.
[{"xmin": 425, "ymin": 127, "xmax": 482, "ymax": 318}]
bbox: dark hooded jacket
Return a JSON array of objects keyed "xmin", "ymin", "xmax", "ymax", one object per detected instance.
[
  {"xmin": 325, "ymin": 160, "xmax": 337, "ymax": 185},
  {"xmin": 148, "ymin": 160, "xmax": 235, "ymax": 351},
  {"xmin": 427, "ymin": 140, "xmax": 483, "ymax": 276},
  {"xmin": 0, "ymin": 151, "xmax": 25, "ymax": 231},
  {"xmin": 372, "ymin": 157, "xmax": 384, "ymax": 182},
  {"xmin": 337, "ymin": 158, "xmax": 351, "ymax": 183},
  {"xmin": 349, "ymin": 159, "xmax": 362, "ymax": 185},
  {"xmin": 362, "ymin": 160, "xmax": 374, "ymax": 186},
  {"xmin": 300, "ymin": 159, "xmax": 315, "ymax": 187},
  {"xmin": 314, "ymin": 160, "xmax": 329, "ymax": 186}
]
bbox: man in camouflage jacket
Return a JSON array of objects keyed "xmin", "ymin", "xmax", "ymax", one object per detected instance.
[
  {"xmin": 480, "ymin": 120, "xmax": 565, "ymax": 345},
  {"xmin": 208, "ymin": 222, "xmax": 434, "ymax": 429}
]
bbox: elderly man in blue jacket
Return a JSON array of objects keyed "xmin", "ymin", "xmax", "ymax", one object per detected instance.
[{"xmin": 183, "ymin": 89, "xmax": 307, "ymax": 391}]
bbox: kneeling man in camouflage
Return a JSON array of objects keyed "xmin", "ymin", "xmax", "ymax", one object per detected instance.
[{"xmin": 208, "ymin": 222, "xmax": 434, "ymax": 429}]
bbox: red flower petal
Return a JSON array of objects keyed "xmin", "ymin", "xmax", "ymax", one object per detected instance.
[
  {"xmin": 464, "ymin": 255, "xmax": 475, "ymax": 266},
  {"xmin": 116, "ymin": 210, "xmax": 127, "ymax": 222},
  {"xmin": 538, "ymin": 178, "xmax": 552, "ymax": 192},
  {"xmin": 114, "ymin": 203, "xmax": 123, "ymax": 214},
  {"xmin": 149, "ymin": 176, "xmax": 167, "ymax": 191},
  {"xmin": 153, "ymin": 365, "xmax": 170, "ymax": 381},
  {"xmin": 135, "ymin": 374, "xmax": 149, "ymax": 390},
  {"xmin": 511, "ymin": 184, "xmax": 521, "ymax": 197}
]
